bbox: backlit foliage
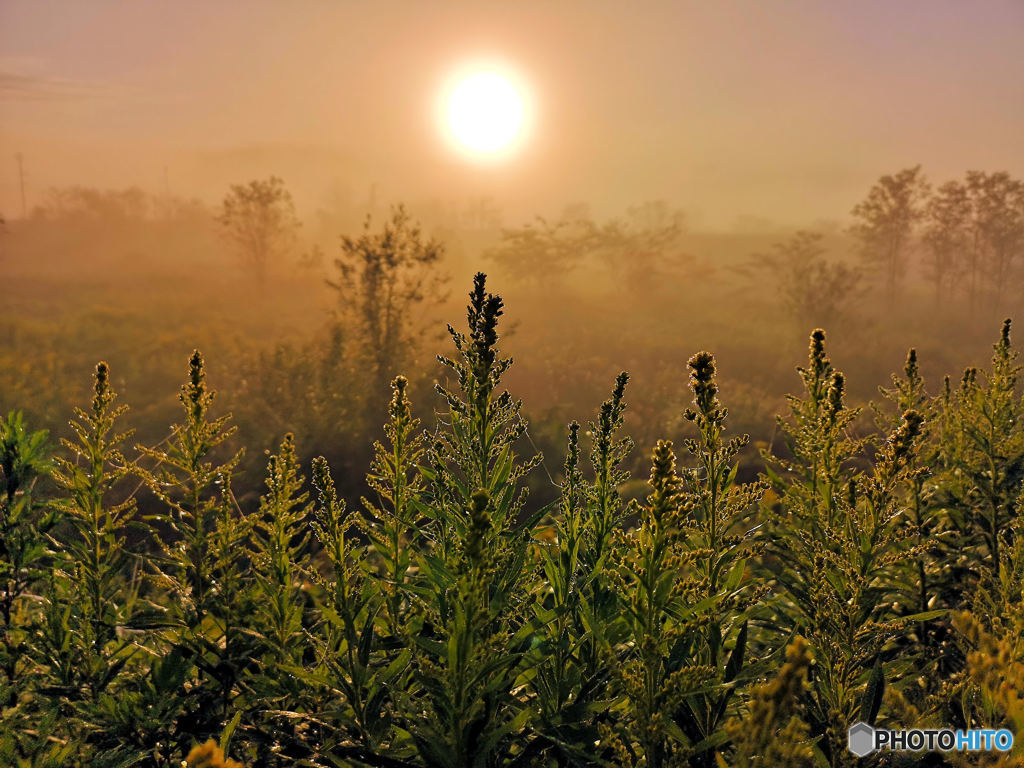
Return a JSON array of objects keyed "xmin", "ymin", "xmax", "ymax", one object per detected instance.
[{"xmin": 0, "ymin": 275, "xmax": 1021, "ymax": 768}]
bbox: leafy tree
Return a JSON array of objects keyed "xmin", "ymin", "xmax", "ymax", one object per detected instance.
[
  {"xmin": 965, "ymin": 171, "xmax": 1024, "ymax": 310},
  {"xmin": 485, "ymin": 206, "xmax": 594, "ymax": 288},
  {"xmin": 461, "ymin": 196, "xmax": 502, "ymax": 231},
  {"xmin": 850, "ymin": 166, "xmax": 930, "ymax": 300},
  {"xmin": 41, "ymin": 186, "xmax": 150, "ymax": 223},
  {"xmin": 748, "ymin": 230, "xmax": 861, "ymax": 330},
  {"xmin": 328, "ymin": 205, "xmax": 448, "ymax": 413},
  {"xmin": 488, "ymin": 201, "xmax": 689, "ymax": 293},
  {"xmin": 594, "ymin": 201, "xmax": 690, "ymax": 293},
  {"xmin": 923, "ymin": 179, "xmax": 971, "ymax": 306},
  {"xmin": 926, "ymin": 172, "xmax": 1024, "ymax": 315},
  {"xmin": 216, "ymin": 177, "xmax": 300, "ymax": 285}
]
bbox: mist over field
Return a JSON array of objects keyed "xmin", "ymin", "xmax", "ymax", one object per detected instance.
[{"xmin": 2, "ymin": 3, "xmax": 1024, "ymax": 767}]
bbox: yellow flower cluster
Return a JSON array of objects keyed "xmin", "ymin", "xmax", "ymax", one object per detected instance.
[{"xmin": 184, "ymin": 739, "xmax": 244, "ymax": 768}]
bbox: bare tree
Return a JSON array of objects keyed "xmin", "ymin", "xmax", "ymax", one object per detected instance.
[
  {"xmin": 216, "ymin": 177, "xmax": 300, "ymax": 285},
  {"xmin": 850, "ymin": 166, "xmax": 930, "ymax": 300}
]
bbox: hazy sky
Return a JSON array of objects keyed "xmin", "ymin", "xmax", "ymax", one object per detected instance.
[{"xmin": 2, "ymin": 1, "xmax": 1023, "ymax": 228}]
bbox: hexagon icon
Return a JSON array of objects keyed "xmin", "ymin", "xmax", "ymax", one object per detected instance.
[{"xmin": 848, "ymin": 722, "xmax": 876, "ymax": 757}]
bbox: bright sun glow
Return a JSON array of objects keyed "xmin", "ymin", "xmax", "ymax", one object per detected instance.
[{"xmin": 446, "ymin": 70, "xmax": 525, "ymax": 155}]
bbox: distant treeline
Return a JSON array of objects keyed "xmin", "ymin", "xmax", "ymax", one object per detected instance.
[{"xmin": 1, "ymin": 166, "xmax": 1022, "ymax": 522}]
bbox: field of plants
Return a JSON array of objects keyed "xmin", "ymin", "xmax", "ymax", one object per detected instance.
[
  {"xmin": 4, "ymin": 1, "xmax": 1024, "ymax": 763},
  {"xmin": 2, "ymin": 268, "xmax": 1023, "ymax": 767}
]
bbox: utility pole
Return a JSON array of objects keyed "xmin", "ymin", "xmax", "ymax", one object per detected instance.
[{"xmin": 16, "ymin": 153, "xmax": 26, "ymax": 218}]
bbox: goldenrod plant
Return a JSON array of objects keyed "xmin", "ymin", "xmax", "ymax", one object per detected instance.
[
  {"xmin": 873, "ymin": 349, "xmax": 943, "ymax": 624},
  {"xmin": 365, "ymin": 375, "xmax": 426, "ymax": 638},
  {"xmin": 135, "ymin": 351, "xmax": 247, "ymax": 758},
  {"xmin": 185, "ymin": 738, "xmax": 245, "ymax": 768},
  {"xmin": 517, "ymin": 371, "xmax": 637, "ymax": 765},
  {"xmin": 0, "ymin": 410, "xmax": 58, "ymax": 765},
  {"xmin": 404, "ymin": 274, "xmax": 544, "ymax": 767},
  {"xmin": 950, "ymin": 606, "xmax": 1024, "ymax": 768},
  {"xmin": 935, "ymin": 320, "xmax": 1023, "ymax": 587},
  {"xmin": 244, "ymin": 433, "xmax": 316, "ymax": 760},
  {"xmin": 36, "ymin": 363, "xmax": 149, "ymax": 763},
  {"xmin": 722, "ymin": 637, "xmax": 816, "ymax": 768},
  {"xmin": 1, "ymin": 275, "xmax": 1023, "ymax": 768},
  {"xmin": 761, "ymin": 330, "xmax": 938, "ymax": 766},
  {"xmin": 306, "ymin": 454, "xmax": 398, "ymax": 764},
  {"xmin": 599, "ymin": 352, "xmax": 766, "ymax": 767},
  {"xmin": 0, "ymin": 410, "xmax": 51, "ymax": 696},
  {"xmin": 945, "ymin": 486, "xmax": 1024, "ymax": 767}
]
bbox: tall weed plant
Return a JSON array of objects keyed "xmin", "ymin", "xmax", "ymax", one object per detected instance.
[{"xmin": 0, "ymin": 276, "xmax": 1021, "ymax": 768}]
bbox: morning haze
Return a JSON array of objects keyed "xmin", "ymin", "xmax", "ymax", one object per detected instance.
[
  {"xmin": 4, "ymin": 3, "xmax": 1024, "ymax": 766},
  {"xmin": 3, "ymin": 0, "xmax": 1024, "ymax": 471},
  {"xmin": 3, "ymin": 1, "xmax": 1023, "ymax": 226}
]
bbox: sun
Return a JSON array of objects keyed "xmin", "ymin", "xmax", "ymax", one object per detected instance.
[{"xmin": 445, "ymin": 70, "xmax": 526, "ymax": 155}]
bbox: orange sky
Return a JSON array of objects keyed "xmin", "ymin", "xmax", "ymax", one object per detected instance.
[{"xmin": 2, "ymin": 1, "xmax": 1023, "ymax": 228}]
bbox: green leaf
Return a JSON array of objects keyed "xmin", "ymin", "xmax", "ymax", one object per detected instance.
[
  {"xmin": 859, "ymin": 660, "xmax": 885, "ymax": 726},
  {"xmin": 219, "ymin": 709, "xmax": 242, "ymax": 753},
  {"xmin": 724, "ymin": 558, "xmax": 747, "ymax": 592},
  {"xmin": 724, "ymin": 620, "xmax": 747, "ymax": 683},
  {"xmin": 124, "ymin": 608, "xmax": 182, "ymax": 630},
  {"xmin": 899, "ymin": 609, "xmax": 947, "ymax": 623},
  {"xmin": 357, "ymin": 605, "xmax": 378, "ymax": 667},
  {"xmin": 685, "ymin": 728, "xmax": 730, "ymax": 757}
]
